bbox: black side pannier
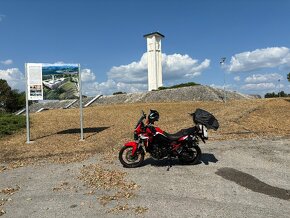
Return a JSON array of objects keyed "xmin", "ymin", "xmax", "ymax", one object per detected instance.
[{"xmin": 191, "ymin": 108, "xmax": 219, "ymax": 130}]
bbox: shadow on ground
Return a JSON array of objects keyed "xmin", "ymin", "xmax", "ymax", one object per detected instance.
[
  {"xmin": 32, "ymin": 127, "xmax": 110, "ymax": 141},
  {"xmin": 57, "ymin": 127, "xmax": 109, "ymax": 134},
  {"xmin": 216, "ymin": 167, "xmax": 290, "ymax": 201},
  {"xmin": 140, "ymin": 153, "xmax": 218, "ymax": 168},
  {"xmin": 200, "ymin": 153, "xmax": 218, "ymax": 165}
]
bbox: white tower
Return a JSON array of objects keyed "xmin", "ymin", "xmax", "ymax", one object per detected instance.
[{"xmin": 144, "ymin": 32, "xmax": 164, "ymax": 91}]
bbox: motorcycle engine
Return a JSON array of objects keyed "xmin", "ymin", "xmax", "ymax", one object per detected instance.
[{"xmin": 149, "ymin": 144, "xmax": 168, "ymax": 160}]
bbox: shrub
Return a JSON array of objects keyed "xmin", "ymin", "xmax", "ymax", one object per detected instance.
[
  {"xmin": 113, "ymin": 92, "xmax": 127, "ymax": 95},
  {"xmin": 157, "ymin": 82, "xmax": 200, "ymax": 90}
]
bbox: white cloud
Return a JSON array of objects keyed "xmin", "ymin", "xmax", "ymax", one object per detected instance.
[
  {"xmin": 227, "ymin": 47, "xmax": 290, "ymax": 72},
  {"xmin": 1, "ymin": 59, "xmax": 13, "ymax": 65},
  {"xmin": 81, "ymin": 53, "xmax": 210, "ymax": 96},
  {"xmin": 0, "ymin": 68, "xmax": 25, "ymax": 91},
  {"xmin": 107, "ymin": 53, "xmax": 148, "ymax": 84},
  {"xmin": 80, "ymin": 68, "xmax": 98, "ymax": 96},
  {"xmin": 244, "ymin": 73, "xmax": 283, "ymax": 83},
  {"xmin": 81, "ymin": 68, "xmax": 96, "ymax": 82},
  {"xmin": 234, "ymin": 76, "xmax": 240, "ymax": 81},
  {"xmin": 163, "ymin": 53, "xmax": 210, "ymax": 79},
  {"xmin": 81, "ymin": 79, "xmax": 147, "ymax": 96},
  {"xmin": 241, "ymin": 83, "xmax": 276, "ymax": 91},
  {"xmin": 80, "ymin": 68, "xmax": 147, "ymax": 96},
  {"xmin": 108, "ymin": 52, "xmax": 210, "ymax": 85},
  {"xmin": 94, "ymin": 80, "xmax": 147, "ymax": 95}
]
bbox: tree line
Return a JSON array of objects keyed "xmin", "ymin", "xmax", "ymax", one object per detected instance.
[
  {"xmin": 264, "ymin": 91, "xmax": 289, "ymax": 98},
  {"xmin": 264, "ymin": 72, "xmax": 290, "ymax": 98}
]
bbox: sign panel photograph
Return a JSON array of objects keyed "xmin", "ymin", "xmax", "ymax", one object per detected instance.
[{"xmin": 42, "ymin": 63, "xmax": 79, "ymax": 100}]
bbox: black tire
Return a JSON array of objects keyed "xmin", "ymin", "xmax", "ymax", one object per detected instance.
[
  {"xmin": 119, "ymin": 146, "xmax": 144, "ymax": 168},
  {"xmin": 179, "ymin": 146, "xmax": 201, "ymax": 165}
]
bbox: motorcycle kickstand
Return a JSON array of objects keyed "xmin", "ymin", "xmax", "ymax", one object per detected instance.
[{"xmin": 167, "ymin": 156, "xmax": 173, "ymax": 171}]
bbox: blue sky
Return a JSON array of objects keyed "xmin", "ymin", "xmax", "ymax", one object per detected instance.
[{"xmin": 1, "ymin": 0, "xmax": 290, "ymax": 96}]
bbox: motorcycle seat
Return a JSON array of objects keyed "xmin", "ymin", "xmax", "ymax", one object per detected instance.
[{"xmin": 164, "ymin": 127, "xmax": 196, "ymax": 141}]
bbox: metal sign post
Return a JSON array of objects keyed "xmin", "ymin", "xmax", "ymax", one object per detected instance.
[
  {"xmin": 25, "ymin": 63, "xmax": 31, "ymax": 144},
  {"xmin": 79, "ymin": 64, "xmax": 84, "ymax": 141},
  {"xmin": 220, "ymin": 57, "xmax": 226, "ymax": 103}
]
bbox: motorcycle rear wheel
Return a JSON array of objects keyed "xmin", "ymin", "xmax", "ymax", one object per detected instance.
[
  {"xmin": 179, "ymin": 146, "xmax": 201, "ymax": 165},
  {"xmin": 119, "ymin": 146, "xmax": 144, "ymax": 168}
]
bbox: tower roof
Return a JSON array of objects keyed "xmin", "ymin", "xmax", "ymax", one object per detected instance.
[{"xmin": 143, "ymin": 32, "xmax": 165, "ymax": 38}]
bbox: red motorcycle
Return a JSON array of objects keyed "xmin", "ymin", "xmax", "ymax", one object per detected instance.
[{"xmin": 119, "ymin": 109, "xmax": 219, "ymax": 168}]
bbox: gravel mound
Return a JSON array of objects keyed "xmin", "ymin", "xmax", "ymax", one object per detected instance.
[{"xmin": 92, "ymin": 85, "xmax": 253, "ymax": 105}]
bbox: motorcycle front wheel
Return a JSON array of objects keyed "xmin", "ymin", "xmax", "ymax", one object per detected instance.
[
  {"xmin": 179, "ymin": 146, "xmax": 201, "ymax": 165},
  {"xmin": 119, "ymin": 146, "xmax": 144, "ymax": 168}
]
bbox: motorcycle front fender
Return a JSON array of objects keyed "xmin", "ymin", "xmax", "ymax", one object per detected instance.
[{"xmin": 124, "ymin": 141, "xmax": 138, "ymax": 156}]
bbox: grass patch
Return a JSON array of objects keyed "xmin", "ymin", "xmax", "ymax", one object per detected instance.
[
  {"xmin": 157, "ymin": 82, "xmax": 200, "ymax": 90},
  {"xmin": 0, "ymin": 113, "xmax": 26, "ymax": 138}
]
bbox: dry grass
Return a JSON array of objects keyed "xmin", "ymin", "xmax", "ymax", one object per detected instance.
[
  {"xmin": 79, "ymin": 164, "xmax": 138, "ymax": 191},
  {"xmin": 0, "ymin": 186, "xmax": 20, "ymax": 196},
  {"xmin": 0, "ymin": 98, "xmax": 289, "ymax": 166},
  {"xmin": 78, "ymin": 163, "xmax": 138, "ymax": 207},
  {"xmin": 106, "ymin": 204, "xmax": 148, "ymax": 215},
  {"xmin": 0, "ymin": 185, "xmax": 20, "ymax": 216}
]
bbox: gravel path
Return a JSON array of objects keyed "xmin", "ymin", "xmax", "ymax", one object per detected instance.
[{"xmin": 1, "ymin": 137, "xmax": 289, "ymax": 217}]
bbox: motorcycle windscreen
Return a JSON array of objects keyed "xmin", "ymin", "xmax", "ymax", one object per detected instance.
[{"xmin": 192, "ymin": 108, "xmax": 219, "ymax": 130}]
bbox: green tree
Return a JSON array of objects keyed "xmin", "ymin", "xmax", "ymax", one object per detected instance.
[
  {"xmin": 0, "ymin": 79, "xmax": 12, "ymax": 110},
  {"xmin": 287, "ymin": 72, "xmax": 290, "ymax": 82},
  {"xmin": 113, "ymin": 91, "xmax": 127, "ymax": 95},
  {"xmin": 265, "ymin": 92, "xmax": 277, "ymax": 98},
  {"xmin": 0, "ymin": 79, "xmax": 25, "ymax": 112},
  {"xmin": 6, "ymin": 90, "xmax": 25, "ymax": 112},
  {"xmin": 277, "ymin": 91, "xmax": 288, "ymax": 97}
]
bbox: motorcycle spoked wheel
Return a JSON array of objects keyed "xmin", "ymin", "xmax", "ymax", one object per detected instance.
[
  {"xmin": 178, "ymin": 146, "xmax": 201, "ymax": 165},
  {"xmin": 119, "ymin": 146, "xmax": 144, "ymax": 168}
]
